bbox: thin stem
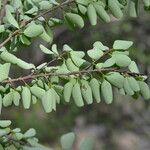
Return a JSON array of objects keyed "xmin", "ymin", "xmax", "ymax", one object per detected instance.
[
  {"xmin": 43, "ymin": 52, "xmax": 66, "ymax": 68},
  {"xmin": 1, "ymin": 68, "xmax": 144, "ymax": 84},
  {"xmin": 0, "ymin": 30, "xmax": 20, "ymax": 48}
]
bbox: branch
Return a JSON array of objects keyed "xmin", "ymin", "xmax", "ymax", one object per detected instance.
[
  {"xmin": 1, "ymin": 68, "xmax": 144, "ymax": 84},
  {"xmin": 0, "ymin": 0, "xmax": 76, "ymax": 48},
  {"xmin": 0, "ymin": 30, "xmax": 20, "ymax": 48}
]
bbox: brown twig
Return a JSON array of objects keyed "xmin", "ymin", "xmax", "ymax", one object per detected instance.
[
  {"xmin": 43, "ymin": 52, "xmax": 66, "ymax": 68},
  {"xmin": 1, "ymin": 68, "xmax": 144, "ymax": 84},
  {"xmin": 0, "ymin": 0, "xmax": 76, "ymax": 48},
  {"xmin": 0, "ymin": 30, "xmax": 20, "ymax": 48}
]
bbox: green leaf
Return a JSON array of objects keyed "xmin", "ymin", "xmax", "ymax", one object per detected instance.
[
  {"xmin": 48, "ymin": 18, "xmax": 63, "ymax": 27},
  {"xmin": 79, "ymin": 137, "xmax": 94, "ymax": 150},
  {"xmin": 72, "ymin": 81, "xmax": 84, "ymax": 107},
  {"xmin": 56, "ymin": 62, "xmax": 70, "ymax": 74},
  {"xmin": 26, "ymin": 137, "xmax": 38, "ymax": 146},
  {"xmin": 66, "ymin": 58, "xmax": 79, "ymax": 72},
  {"xmin": 40, "ymin": 44, "xmax": 54, "ymax": 54},
  {"xmin": 63, "ymin": 44, "xmax": 73, "ymax": 52},
  {"xmin": 39, "ymin": 26, "xmax": 53, "ymax": 43},
  {"xmin": 90, "ymin": 78, "xmax": 101, "ymax": 103},
  {"xmin": 119, "ymin": 88, "xmax": 126, "ymax": 95},
  {"xmin": 65, "ymin": 13, "xmax": 84, "ymax": 28},
  {"xmin": 101, "ymin": 79, "xmax": 113, "ymax": 104},
  {"xmin": 81, "ymin": 80, "xmax": 93, "ymax": 104},
  {"xmin": 45, "ymin": 66, "xmax": 58, "ymax": 72},
  {"xmin": 106, "ymin": 72, "xmax": 125, "ymax": 88},
  {"xmin": 13, "ymin": 91, "xmax": 21, "ymax": 106},
  {"xmin": 3, "ymin": 92, "xmax": 13, "ymax": 107},
  {"xmin": 95, "ymin": 63, "xmax": 103, "ymax": 69},
  {"xmin": 60, "ymin": 132, "xmax": 75, "ymax": 150},
  {"xmin": 0, "ymin": 25, "xmax": 5, "ymax": 33},
  {"xmin": 12, "ymin": 128, "xmax": 21, "ymax": 133},
  {"xmin": 138, "ymin": 81, "xmax": 150, "ymax": 100},
  {"xmin": 5, "ymin": 5, "xmax": 14, "ymax": 13},
  {"xmin": 11, "ymin": 0, "xmax": 23, "ymax": 10},
  {"xmin": 128, "ymin": 0, "xmax": 138, "ymax": 17},
  {"xmin": 0, "ymin": 128, "xmax": 11, "ymax": 136},
  {"xmin": 70, "ymin": 53, "xmax": 85, "ymax": 67},
  {"xmin": 70, "ymin": 51, "xmax": 85, "ymax": 58},
  {"xmin": 6, "ymin": 8, "xmax": 19, "ymax": 28},
  {"xmin": 108, "ymin": 0, "xmax": 123, "ymax": 18},
  {"xmin": 0, "ymin": 47, "xmax": 6, "ymax": 52},
  {"xmin": 14, "ymin": 132, "xmax": 23, "ymax": 140},
  {"xmin": 128, "ymin": 61, "xmax": 139, "ymax": 73},
  {"xmin": 51, "ymin": 89, "xmax": 57, "ymax": 111},
  {"xmin": 64, "ymin": 14, "xmax": 75, "ymax": 30},
  {"xmin": 103, "ymin": 58, "xmax": 115, "ymax": 68},
  {"xmin": 0, "ymin": 63, "xmax": 10, "ymax": 82},
  {"xmin": 54, "ymin": 85, "xmax": 63, "ymax": 95},
  {"xmin": 87, "ymin": 4, "xmax": 97, "ymax": 26},
  {"xmin": 51, "ymin": 44, "xmax": 59, "ymax": 55},
  {"xmin": 25, "ymin": 5, "xmax": 38, "ymax": 14},
  {"xmin": 23, "ymin": 128, "xmax": 36, "ymax": 138},
  {"xmin": 123, "ymin": 78, "xmax": 134, "ymax": 96},
  {"xmin": 42, "ymin": 89, "xmax": 54, "ymax": 113},
  {"xmin": 52, "ymin": 89, "xmax": 60, "ymax": 104},
  {"xmin": 24, "ymin": 24, "xmax": 43, "ymax": 38},
  {"xmin": 39, "ymin": 1, "xmax": 53, "ymax": 10},
  {"xmin": 36, "ymin": 80, "xmax": 44, "ymax": 88},
  {"xmin": 49, "ymin": 0, "xmax": 59, "ymax": 5},
  {"xmin": 93, "ymin": 3, "xmax": 110, "ymax": 23},
  {"xmin": 127, "ymin": 77, "xmax": 140, "ymax": 92},
  {"xmin": 0, "ymin": 51, "xmax": 18, "ymax": 64},
  {"xmin": 143, "ymin": 0, "xmax": 150, "ymax": 8},
  {"xmin": 87, "ymin": 47, "xmax": 104, "ymax": 60},
  {"xmin": 20, "ymin": 35, "xmax": 31, "ymax": 45},
  {"xmin": 50, "ymin": 76, "xmax": 59, "ymax": 84},
  {"xmin": 63, "ymin": 80, "xmax": 74, "ymax": 103},
  {"xmin": 30, "ymin": 86, "xmax": 45, "ymax": 99},
  {"xmin": 0, "ymin": 120, "xmax": 11, "ymax": 128},
  {"xmin": 112, "ymin": 51, "xmax": 129, "ymax": 56},
  {"xmin": 37, "ymin": 63, "xmax": 47, "ymax": 70},
  {"xmin": 93, "ymin": 41, "xmax": 109, "ymax": 51},
  {"xmin": 78, "ymin": 4, "xmax": 87, "ymax": 14},
  {"xmin": 32, "ymin": 95, "xmax": 38, "ymax": 105},
  {"xmin": 76, "ymin": 0, "xmax": 89, "ymax": 5},
  {"xmin": 112, "ymin": 53, "xmax": 131, "ymax": 67},
  {"xmin": 22, "ymin": 87, "xmax": 31, "ymax": 109},
  {"xmin": 113, "ymin": 40, "xmax": 133, "ymax": 50},
  {"xmin": 16, "ymin": 59, "xmax": 35, "ymax": 70}
]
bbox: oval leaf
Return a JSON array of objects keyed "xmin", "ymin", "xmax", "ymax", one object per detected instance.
[{"xmin": 24, "ymin": 24, "xmax": 43, "ymax": 38}]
